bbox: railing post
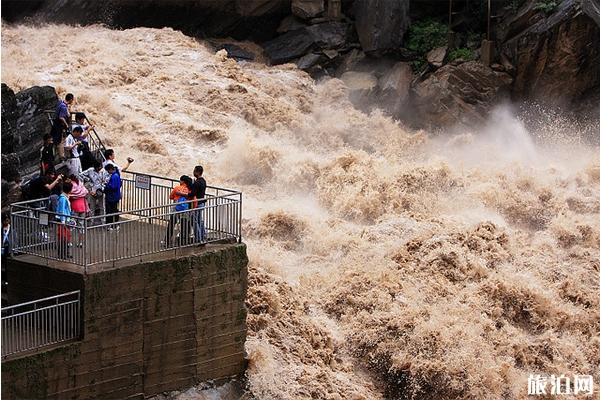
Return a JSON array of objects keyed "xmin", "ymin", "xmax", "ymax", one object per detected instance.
[{"xmin": 83, "ymin": 216, "xmax": 88, "ymax": 273}]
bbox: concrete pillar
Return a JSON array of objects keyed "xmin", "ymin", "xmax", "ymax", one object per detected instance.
[
  {"xmin": 328, "ymin": 0, "xmax": 342, "ymax": 20},
  {"xmin": 481, "ymin": 40, "xmax": 495, "ymax": 66}
]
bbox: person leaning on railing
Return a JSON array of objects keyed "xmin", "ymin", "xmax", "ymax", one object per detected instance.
[
  {"xmin": 103, "ymin": 149, "xmax": 133, "ymax": 174},
  {"xmin": 189, "ymin": 165, "xmax": 207, "ymax": 243}
]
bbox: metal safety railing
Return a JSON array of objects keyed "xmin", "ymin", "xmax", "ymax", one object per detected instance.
[
  {"xmin": 9, "ymin": 171, "xmax": 242, "ymax": 271},
  {"xmin": 1, "ymin": 291, "xmax": 81, "ymax": 358}
]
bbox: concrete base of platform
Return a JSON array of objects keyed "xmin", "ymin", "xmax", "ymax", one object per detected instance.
[{"xmin": 2, "ymin": 243, "xmax": 248, "ymax": 399}]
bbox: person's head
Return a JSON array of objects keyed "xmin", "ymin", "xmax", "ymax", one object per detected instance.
[
  {"xmin": 62, "ymin": 181, "xmax": 73, "ymax": 194},
  {"xmin": 72, "ymin": 126, "xmax": 83, "ymax": 138},
  {"xmin": 44, "ymin": 168, "xmax": 56, "ymax": 180},
  {"xmin": 193, "ymin": 165, "xmax": 203, "ymax": 178},
  {"xmin": 69, "ymin": 174, "xmax": 79, "ymax": 184},
  {"xmin": 43, "ymin": 133, "xmax": 53, "ymax": 145},
  {"xmin": 105, "ymin": 164, "xmax": 116, "ymax": 174},
  {"xmin": 75, "ymin": 112, "xmax": 85, "ymax": 124},
  {"xmin": 65, "ymin": 93, "xmax": 74, "ymax": 105},
  {"xmin": 93, "ymin": 160, "xmax": 102, "ymax": 172},
  {"xmin": 2, "ymin": 213, "xmax": 9, "ymax": 227},
  {"xmin": 181, "ymin": 175, "xmax": 193, "ymax": 189},
  {"xmin": 104, "ymin": 149, "xmax": 115, "ymax": 161}
]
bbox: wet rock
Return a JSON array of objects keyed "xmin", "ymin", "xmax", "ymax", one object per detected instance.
[
  {"xmin": 14, "ymin": 86, "xmax": 58, "ymax": 172},
  {"xmin": 235, "ymin": 0, "xmax": 287, "ymax": 16},
  {"xmin": 413, "ymin": 61, "xmax": 513, "ymax": 128},
  {"xmin": 340, "ymin": 71, "xmax": 378, "ymax": 106},
  {"xmin": 501, "ymin": 0, "xmax": 600, "ymax": 105},
  {"xmin": 1, "ymin": 154, "xmax": 20, "ymax": 182},
  {"xmin": 427, "ymin": 46, "xmax": 447, "ymax": 68},
  {"xmin": 277, "ymin": 15, "xmax": 307, "ymax": 33},
  {"xmin": 291, "ymin": 0, "xmax": 324, "ymax": 19},
  {"xmin": 353, "ymin": 0, "xmax": 410, "ymax": 54},
  {"xmin": 214, "ymin": 43, "xmax": 255, "ymax": 61},
  {"xmin": 1, "ymin": 84, "xmax": 18, "ymax": 154},
  {"xmin": 306, "ymin": 21, "xmax": 350, "ymax": 48},
  {"xmin": 378, "ymin": 61, "xmax": 413, "ymax": 115},
  {"xmin": 263, "ymin": 28, "xmax": 316, "ymax": 64},
  {"xmin": 295, "ymin": 53, "xmax": 323, "ymax": 69},
  {"xmin": 335, "ymin": 49, "xmax": 367, "ymax": 76}
]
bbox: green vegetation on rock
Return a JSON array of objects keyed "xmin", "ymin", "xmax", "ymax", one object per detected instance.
[
  {"xmin": 534, "ymin": 0, "xmax": 559, "ymax": 14},
  {"xmin": 407, "ymin": 19, "xmax": 449, "ymax": 56},
  {"xmin": 448, "ymin": 48, "xmax": 475, "ymax": 62}
]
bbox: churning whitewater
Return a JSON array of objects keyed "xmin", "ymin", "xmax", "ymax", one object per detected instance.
[{"xmin": 2, "ymin": 24, "xmax": 599, "ymax": 399}]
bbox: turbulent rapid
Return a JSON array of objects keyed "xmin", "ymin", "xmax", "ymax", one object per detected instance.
[{"xmin": 3, "ymin": 24, "xmax": 599, "ymax": 399}]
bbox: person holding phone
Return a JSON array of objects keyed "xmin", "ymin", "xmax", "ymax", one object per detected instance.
[{"xmin": 102, "ymin": 149, "xmax": 134, "ymax": 174}]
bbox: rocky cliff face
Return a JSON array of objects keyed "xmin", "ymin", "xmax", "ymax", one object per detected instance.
[
  {"xmin": 500, "ymin": 0, "xmax": 600, "ymax": 107},
  {"xmin": 1, "ymin": 84, "xmax": 58, "ymax": 209}
]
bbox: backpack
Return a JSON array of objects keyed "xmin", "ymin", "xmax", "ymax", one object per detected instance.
[{"xmin": 175, "ymin": 197, "xmax": 189, "ymax": 212}]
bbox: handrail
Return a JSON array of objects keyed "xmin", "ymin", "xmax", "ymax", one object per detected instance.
[{"xmin": 1, "ymin": 290, "xmax": 81, "ymax": 313}]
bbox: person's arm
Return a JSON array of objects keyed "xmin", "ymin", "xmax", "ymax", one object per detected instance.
[
  {"xmin": 44, "ymin": 175, "xmax": 62, "ymax": 191},
  {"xmin": 122, "ymin": 159, "xmax": 132, "ymax": 172}
]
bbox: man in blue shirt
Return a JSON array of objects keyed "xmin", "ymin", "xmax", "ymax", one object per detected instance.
[
  {"xmin": 104, "ymin": 164, "xmax": 122, "ymax": 227},
  {"xmin": 52, "ymin": 93, "xmax": 74, "ymax": 160}
]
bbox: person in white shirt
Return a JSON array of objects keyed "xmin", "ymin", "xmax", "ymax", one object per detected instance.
[
  {"xmin": 102, "ymin": 148, "xmax": 133, "ymax": 173},
  {"xmin": 64, "ymin": 126, "xmax": 84, "ymax": 176}
]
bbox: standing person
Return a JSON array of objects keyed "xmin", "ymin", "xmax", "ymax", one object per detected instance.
[
  {"xmin": 56, "ymin": 181, "xmax": 74, "ymax": 259},
  {"xmin": 2, "ymin": 213, "xmax": 11, "ymax": 260},
  {"xmin": 104, "ymin": 164, "xmax": 122, "ymax": 228},
  {"xmin": 166, "ymin": 176, "xmax": 192, "ymax": 247},
  {"xmin": 80, "ymin": 161, "xmax": 106, "ymax": 225},
  {"xmin": 68, "ymin": 175, "xmax": 89, "ymax": 242},
  {"xmin": 40, "ymin": 134, "xmax": 55, "ymax": 175},
  {"xmin": 103, "ymin": 149, "xmax": 133, "ymax": 173},
  {"xmin": 64, "ymin": 126, "xmax": 84, "ymax": 176},
  {"xmin": 52, "ymin": 93, "xmax": 74, "ymax": 160},
  {"xmin": 27, "ymin": 170, "xmax": 63, "ymax": 208},
  {"xmin": 72, "ymin": 112, "xmax": 95, "ymax": 170},
  {"xmin": 189, "ymin": 165, "xmax": 207, "ymax": 243}
]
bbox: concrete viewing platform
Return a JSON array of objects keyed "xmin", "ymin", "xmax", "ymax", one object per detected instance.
[{"xmin": 2, "ymin": 171, "xmax": 248, "ymax": 399}]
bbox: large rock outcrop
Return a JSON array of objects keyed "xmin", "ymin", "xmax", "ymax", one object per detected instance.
[
  {"xmin": 501, "ymin": 0, "xmax": 600, "ymax": 105},
  {"xmin": 1, "ymin": 84, "xmax": 58, "ymax": 209},
  {"xmin": 353, "ymin": 0, "xmax": 410, "ymax": 54},
  {"xmin": 413, "ymin": 61, "xmax": 513, "ymax": 128}
]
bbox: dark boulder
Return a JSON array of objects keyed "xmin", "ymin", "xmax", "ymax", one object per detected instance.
[
  {"xmin": 1, "ymin": 154, "xmax": 20, "ymax": 183},
  {"xmin": 214, "ymin": 43, "xmax": 256, "ymax": 61},
  {"xmin": 413, "ymin": 61, "xmax": 513, "ymax": 128},
  {"xmin": 353, "ymin": 0, "xmax": 410, "ymax": 54},
  {"xmin": 263, "ymin": 28, "xmax": 316, "ymax": 64},
  {"xmin": 14, "ymin": 86, "xmax": 58, "ymax": 173},
  {"xmin": 501, "ymin": 0, "xmax": 600, "ymax": 105},
  {"xmin": 306, "ymin": 21, "xmax": 351, "ymax": 48},
  {"xmin": 1, "ymin": 84, "xmax": 18, "ymax": 154},
  {"xmin": 291, "ymin": 0, "xmax": 324, "ymax": 19},
  {"xmin": 264, "ymin": 21, "xmax": 351, "ymax": 64}
]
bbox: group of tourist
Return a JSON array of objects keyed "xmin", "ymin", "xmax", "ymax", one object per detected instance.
[{"xmin": 17, "ymin": 92, "xmax": 209, "ymax": 259}]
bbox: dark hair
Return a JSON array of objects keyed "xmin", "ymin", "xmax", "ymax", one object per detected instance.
[
  {"xmin": 194, "ymin": 165, "xmax": 203, "ymax": 176},
  {"xmin": 73, "ymin": 126, "xmax": 83, "ymax": 134},
  {"xmin": 69, "ymin": 174, "xmax": 79, "ymax": 184},
  {"xmin": 104, "ymin": 149, "xmax": 114, "ymax": 159},
  {"xmin": 62, "ymin": 181, "xmax": 73, "ymax": 194},
  {"xmin": 181, "ymin": 175, "xmax": 193, "ymax": 189},
  {"xmin": 43, "ymin": 133, "xmax": 52, "ymax": 141},
  {"xmin": 105, "ymin": 164, "xmax": 116, "ymax": 172},
  {"xmin": 65, "ymin": 93, "xmax": 74, "ymax": 101},
  {"xmin": 2, "ymin": 212, "xmax": 9, "ymax": 222},
  {"xmin": 44, "ymin": 167, "xmax": 56, "ymax": 176},
  {"xmin": 93, "ymin": 160, "xmax": 102, "ymax": 169},
  {"xmin": 75, "ymin": 112, "xmax": 85, "ymax": 121}
]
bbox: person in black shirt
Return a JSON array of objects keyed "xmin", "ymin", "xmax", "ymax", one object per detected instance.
[
  {"xmin": 40, "ymin": 134, "xmax": 55, "ymax": 175},
  {"xmin": 28, "ymin": 170, "xmax": 63, "ymax": 207},
  {"xmin": 189, "ymin": 165, "xmax": 207, "ymax": 242}
]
